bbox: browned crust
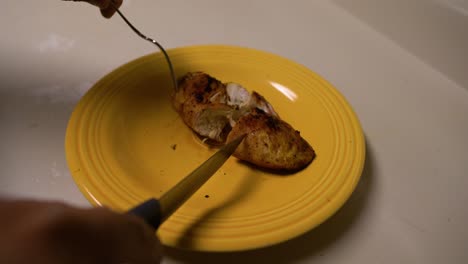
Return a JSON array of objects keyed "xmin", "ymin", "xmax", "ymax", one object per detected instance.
[{"xmin": 227, "ymin": 109, "xmax": 315, "ymax": 171}]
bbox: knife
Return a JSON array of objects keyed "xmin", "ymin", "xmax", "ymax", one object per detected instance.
[{"xmin": 127, "ymin": 134, "xmax": 246, "ymax": 229}]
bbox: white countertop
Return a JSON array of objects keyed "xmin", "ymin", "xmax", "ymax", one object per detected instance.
[{"xmin": 1, "ymin": 0, "xmax": 468, "ymax": 263}]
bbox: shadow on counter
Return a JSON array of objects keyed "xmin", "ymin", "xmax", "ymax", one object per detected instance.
[{"xmin": 164, "ymin": 137, "xmax": 376, "ymax": 263}]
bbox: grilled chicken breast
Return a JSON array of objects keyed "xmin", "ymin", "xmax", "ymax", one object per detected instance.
[
  {"xmin": 173, "ymin": 72, "xmax": 231, "ymax": 143},
  {"xmin": 227, "ymin": 108, "xmax": 315, "ymax": 170},
  {"xmin": 173, "ymin": 72, "xmax": 315, "ymax": 170}
]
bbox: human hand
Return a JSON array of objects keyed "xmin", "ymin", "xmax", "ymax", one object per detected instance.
[
  {"xmin": 64, "ymin": 0, "xmax": 123, "ymax": 18},
  {"xmin": 0, "ymin": 199, "xmax": 162, "ymax": 264}
]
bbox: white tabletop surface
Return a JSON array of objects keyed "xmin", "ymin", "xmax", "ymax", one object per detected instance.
[{"xmin": 1, "ymin": 0, "xmax": 468, "ymax": 263}]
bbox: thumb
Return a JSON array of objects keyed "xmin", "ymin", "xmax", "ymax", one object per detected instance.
[
  {"xmin": 100, "ymin": 0, "xmax": 123, "ymax": 18},
  {"xmin": 85, "ymin": 0, "xmax": 111, "ymax": 9},
  {"xmin": 63, "ymin": 0, "xmax": 123, "ymax": 18}
]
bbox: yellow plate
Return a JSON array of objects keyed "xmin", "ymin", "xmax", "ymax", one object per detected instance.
[{"xmin": 65, "ymin": 45, "xmax": 365, "ymax": 251}]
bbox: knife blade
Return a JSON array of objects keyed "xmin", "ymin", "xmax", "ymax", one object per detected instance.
[{"xmin": 127, "ymin": 134, "xmax": 246, "ymax": 229}]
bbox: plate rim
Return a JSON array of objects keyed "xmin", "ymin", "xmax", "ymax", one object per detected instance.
[{"xmin": 65, "ymin": 44, "xmax": 366, "ymax": 251}]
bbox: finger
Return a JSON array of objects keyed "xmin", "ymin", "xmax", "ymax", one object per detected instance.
[
  {"xmin": 84, "ymin": 0, "xmax": 111, "ymax": 10},
  {"xmin": 113, "ymin": 214, "xmax": 162, "ymax": 263},
  {"xmin": 63, "ymin": 0, "xmax": 121, "ymax": 18},
  {"xmin": 62, "ymin": 0, "xmax": 108, "ymax": 9},
  {"xmin": 35, "ymin": 206, "xmax": 161, "ymax": 263},
  {"xmin": 86, "ymin": 208, "xmax": 162, "ymax": 263},
  {"xmin": 100, "ymin": 0, "xmax": 123, "ymax": 19}
]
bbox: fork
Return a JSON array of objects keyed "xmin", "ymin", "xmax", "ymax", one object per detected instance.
[{"xmin": 110, "ymin": 1, "xmax": 178, "ymax": 91}]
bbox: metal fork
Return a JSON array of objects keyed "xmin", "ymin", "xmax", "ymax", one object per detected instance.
[{"xmin": 110, "ymin": 2, "xmax": 178, "ymax": 91}]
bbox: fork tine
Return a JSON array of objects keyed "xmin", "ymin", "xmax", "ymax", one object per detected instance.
[{"xmin": 110, "ymin": 2, "xmax": 178, "ymax": 92}]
